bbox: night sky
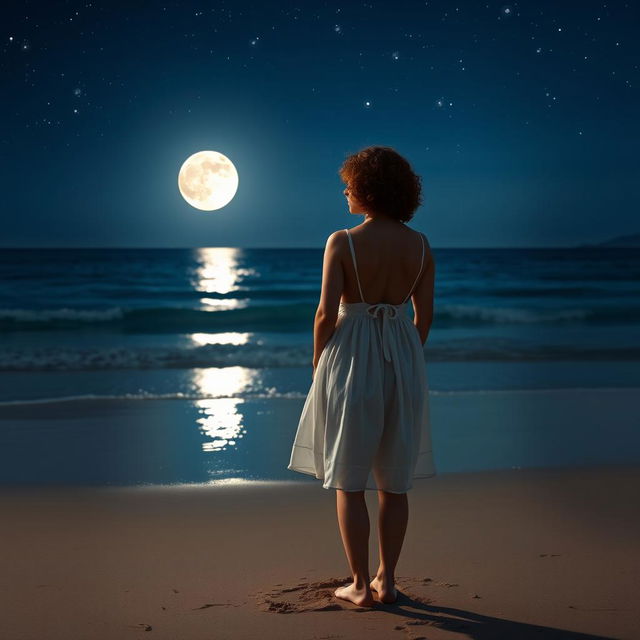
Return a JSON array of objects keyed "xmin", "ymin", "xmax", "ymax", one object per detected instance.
[{"xmin": 2, "ymin": 1, "xmax": 638, "ymax": 248}]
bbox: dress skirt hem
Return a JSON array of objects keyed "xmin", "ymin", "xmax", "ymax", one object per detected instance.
[{"xmin": 287, "ymin": 446, "xmax": 437, "ymax": 493}]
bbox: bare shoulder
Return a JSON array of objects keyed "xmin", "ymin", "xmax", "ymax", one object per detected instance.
[
  {"xmin": 411, "ymin": 227, "xmax": 432, "ymax": 250},
  {"xmin": 324, "ymin": 229, "xmax": 348, "ymax": 255},
  {"xmin": 411, "ymin": 227, "xmax": 429, "ymax": 243},
  {"xmin": 413, "ymin": 229, "xmax": 434, "ymax": 270},
  {"xmin": 344, "ymin": 224, "xmax": 365, "ymax": 235},
  {"xmin": 326, "ymin": 228, "xmax": 346, "ymax": 243}
]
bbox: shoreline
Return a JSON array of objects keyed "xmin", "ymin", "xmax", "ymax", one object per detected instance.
[{"xmin": 2, "ymin": 388, "xmax": 639, "ymax": 486}]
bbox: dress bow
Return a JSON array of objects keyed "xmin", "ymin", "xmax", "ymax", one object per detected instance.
[{"xmin": 367, "ymin": 303, "xmax": 399, "ymax": 362}]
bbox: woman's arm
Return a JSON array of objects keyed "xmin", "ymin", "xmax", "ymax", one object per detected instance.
[
  {"xmin": 412, "ymin": 243, "xmax": 435, "ymax": 347},
  {"xmin": 312, "ymin": 231, "xmax": 344, "ymax": 375}
]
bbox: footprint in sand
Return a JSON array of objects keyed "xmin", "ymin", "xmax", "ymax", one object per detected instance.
[{"xmin": 255, "ymin": 576, "xmax": 357, "ymax": 613}]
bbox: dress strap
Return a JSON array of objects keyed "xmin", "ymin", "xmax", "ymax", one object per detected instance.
[
  {"xmin": 345, "ymin": 229, "xmax": 366, "ymax": 303},
  {"xmin": 401, "ymin": 232, "xmax": 426, "ymax": 304}
]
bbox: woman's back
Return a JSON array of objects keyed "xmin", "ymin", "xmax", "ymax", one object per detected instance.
[
  {"xmin": 341, "ymin": 222, "xmax": 430, "ymax": 305},
  {"xmin": 341, "ymin": 222, "xmax": 434, "ymax": 342}
]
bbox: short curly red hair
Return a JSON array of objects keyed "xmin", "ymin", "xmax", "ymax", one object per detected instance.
[{"xmin": 338, "ymin": 146, "xmax": 423, "ymax": 223}]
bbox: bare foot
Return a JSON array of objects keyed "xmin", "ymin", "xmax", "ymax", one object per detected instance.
[
  {"xmin": 334, "ymin": 581, "xmax": 376, "ymax": 607},
  {"xmin": 370, "ymin": 576, "xmax": 398, "ymax": 604}
]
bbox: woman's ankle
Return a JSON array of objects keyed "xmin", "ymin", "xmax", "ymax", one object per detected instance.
[{"xmin": 375, "ymin": 569, "xmax": 394, "ymax": 582}]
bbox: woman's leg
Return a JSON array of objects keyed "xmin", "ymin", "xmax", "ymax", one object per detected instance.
[
  {"xmin": 371, "ymin": 490, "xmax": 408, "ymax": 603},
  {"xmin": 333, "ymin": 490, "xmax": 375, "ymax": 607}
]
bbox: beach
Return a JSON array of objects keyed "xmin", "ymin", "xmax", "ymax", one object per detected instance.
[
  {"xmin": 2, "ymin": 464, "xmax": 638, "ymax": 640},
  {"xmin": 2, "ymin": 247, "xmax": 639, "ymax": 638}
]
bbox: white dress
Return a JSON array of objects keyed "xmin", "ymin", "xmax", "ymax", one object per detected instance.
[{"xmin": 287, "ymin": 228, "xmax": 436, "ymax": 493}]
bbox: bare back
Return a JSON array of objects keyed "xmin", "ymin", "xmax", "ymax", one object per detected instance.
[
  {"xmin": 341, "ymin": 222, "xmax": 435, "ymax": 341},
  {"xmin": 341, "ymin": 223, "xmax": 431, "ymax": 302}
]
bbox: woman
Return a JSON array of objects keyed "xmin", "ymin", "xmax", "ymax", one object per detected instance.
[{"xmin": 288, "ymin": 146, "xmax": 436, "ymax": 608}]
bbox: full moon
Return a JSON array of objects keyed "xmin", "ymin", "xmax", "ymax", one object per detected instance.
[{"xmin": 178, "ymin": 150, "xmax": 239, "ymax": 211}]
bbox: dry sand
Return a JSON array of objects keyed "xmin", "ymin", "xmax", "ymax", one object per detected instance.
[{"xmin": 2, "ymin": 465, "xmax": 638, "ymax": 640}]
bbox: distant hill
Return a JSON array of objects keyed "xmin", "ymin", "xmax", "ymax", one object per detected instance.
[{"xmin": 577, "ymin": 233, "xmax": 640, "ymax": 248}]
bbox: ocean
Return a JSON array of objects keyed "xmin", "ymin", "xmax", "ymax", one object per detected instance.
[{"xmin": 1, "ymin": 246, "xmax": 639, "ymax": 486}]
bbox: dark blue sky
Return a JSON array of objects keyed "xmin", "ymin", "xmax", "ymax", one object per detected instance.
[{"xmin": 2, "ymin": 1, "xmax": 638, "ymax": 248}]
